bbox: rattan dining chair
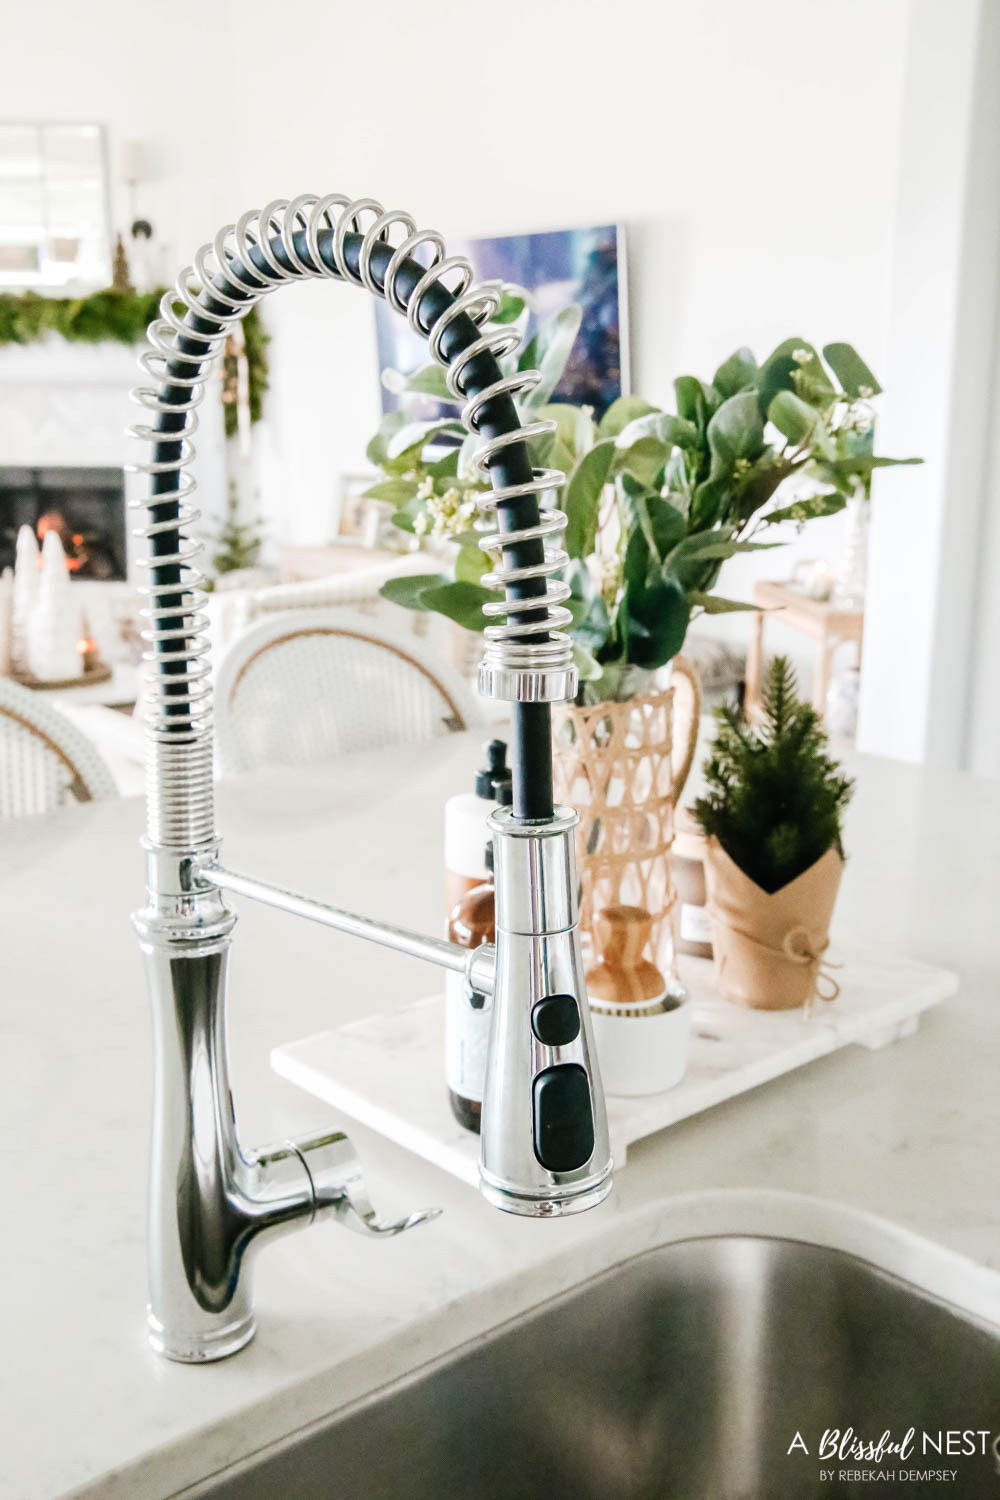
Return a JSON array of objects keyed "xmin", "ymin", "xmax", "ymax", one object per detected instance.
[
  {"xmin": 214, "ymin": 607, "xmax": 485, "ymax": 777},
  {"xmin": 0, "ymin": 677, "xmax": 118, "ymax": 818},
  {"xmin": 260, "ymin": 561, "xmax": 484, "ymax": 681},
  {"xmin": 206, "ymin": 552, "xmax": 482, "ymax": 683}
]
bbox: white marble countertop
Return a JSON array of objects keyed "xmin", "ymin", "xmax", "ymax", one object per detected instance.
[{"xmin": 1, "ymin": 735, "xmax": 998, "ymax": 1499}]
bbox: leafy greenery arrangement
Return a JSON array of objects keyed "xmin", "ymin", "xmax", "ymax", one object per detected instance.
[
  {"xmin": 693, "ymin": 656, "xmax": 854, "ymax": 893},
  {"xmin": 367, "ymin": 293, "xmax": 919, "ymax": 702},
  {"xmin": 0, "ymin": 287, "xmax": 269, "ymax": 440}
]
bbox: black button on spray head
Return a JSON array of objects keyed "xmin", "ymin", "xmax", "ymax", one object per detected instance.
[
  {"xmin": 530, "ymin": 994, "xmax": 581, "ymax": 1047},
  {"xmin": 532, "ymin": 1064, "xmax": 595, "ymax": 1173}
]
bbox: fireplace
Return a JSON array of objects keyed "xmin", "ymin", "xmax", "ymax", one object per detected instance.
[{"xmin": 0, "ymin": 466, "xmax": 127, "ymax": 581}]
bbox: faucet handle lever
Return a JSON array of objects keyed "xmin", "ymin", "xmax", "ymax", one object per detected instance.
[
  {"xmin": 294, "ymin": 1130, "xmax": 442, "ymax": 1238},
  {"xmin": 340, "ymin": 1200, "xmax": 441, "ymax": 1238}
]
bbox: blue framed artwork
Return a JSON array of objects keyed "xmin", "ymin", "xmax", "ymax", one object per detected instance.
[{"xmin": 375, "ymin": 223, "xmax": 629, "ymax": 421}]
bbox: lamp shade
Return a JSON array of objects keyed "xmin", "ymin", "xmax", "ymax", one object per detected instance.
[{"xmin": 118, "ymin": 139, "xmax": 148, "ymax": 183}]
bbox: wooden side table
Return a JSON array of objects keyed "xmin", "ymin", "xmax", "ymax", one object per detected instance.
[{"xmin": 745, "ymin": 580, "xmax": 864, "ymax": 717}]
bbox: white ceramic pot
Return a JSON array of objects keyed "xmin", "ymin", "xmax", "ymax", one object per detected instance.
[{"xmin": 589, "ymin": 996, "xmax": 692, "ymax": 1097}]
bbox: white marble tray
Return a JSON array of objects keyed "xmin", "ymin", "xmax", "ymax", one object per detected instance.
[{"xmin": 271, "ymin": 947, "xmax": 957, "ymax": 1185}]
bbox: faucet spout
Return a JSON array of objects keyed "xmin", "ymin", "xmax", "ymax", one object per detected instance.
[{"xmin": 129, "ymin": 192, "xmax": 614, "ymax": 1360}]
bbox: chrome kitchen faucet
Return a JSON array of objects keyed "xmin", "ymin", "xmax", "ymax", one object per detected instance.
[{"xmin": 129, "ymin": 195, "xmax": 613, "ymax": 1363}]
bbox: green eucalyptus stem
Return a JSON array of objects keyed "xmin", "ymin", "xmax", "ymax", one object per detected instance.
[{"xmin": 370, "ymin": 320, "xmax": 920, "ymax": 681}]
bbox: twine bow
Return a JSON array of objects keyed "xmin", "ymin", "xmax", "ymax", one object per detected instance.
[
  {"xmin": 707, "ymin": 908, "xmax": 842, "ymax": 1005},
  {"xmin": 780, "ymin": 926, "xmax": 842, "ymax": 1005}
]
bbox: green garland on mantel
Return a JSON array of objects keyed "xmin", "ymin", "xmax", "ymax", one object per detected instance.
[{"xmin": 0, "ymin": 287, "xmax": 269, "ymax": 440}]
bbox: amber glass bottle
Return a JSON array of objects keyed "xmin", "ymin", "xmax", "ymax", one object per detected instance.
[{"xmin": 445, "ymin": 856, "xmax": 496, "ymax": 1132}]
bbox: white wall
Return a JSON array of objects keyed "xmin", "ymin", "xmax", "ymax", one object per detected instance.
[
  {"xmin": 3, "ymin": 0, "xmax": 908, "ymax": 576},
  {"xmin": 859, "ymin": 0, "xmax": 1000, "ymax": 771},
  {"xmin": 221, "ymin": 0, "xmax": 909, "ymax": 610},
  {"xmin": 24, "ymin": 0, "xmax": 991, "ymax": 738},
  {"xmin": 969, "ymin": 279, "xmax": 1000, "ymax": 777},
  {"xmin": 1, "ymin": 0, "xmax": 233, "ymax": 276}
]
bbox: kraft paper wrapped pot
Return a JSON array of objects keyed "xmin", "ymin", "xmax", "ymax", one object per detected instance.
[{"xmin": 703, "ymin": 837, "xmax": 843, "ymax": 1010}]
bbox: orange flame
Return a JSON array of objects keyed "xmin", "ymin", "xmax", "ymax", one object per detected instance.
[{"xmin": 35, "ymin": 513, "xmax": 84, "ymax": 570}]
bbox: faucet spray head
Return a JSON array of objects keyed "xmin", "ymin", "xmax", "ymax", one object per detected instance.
[{"xmin": 479, "ymin": 806, "xmax": 613, "ymax": 1217}]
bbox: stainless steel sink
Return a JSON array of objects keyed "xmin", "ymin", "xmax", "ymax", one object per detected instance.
[{"xmin": 187, "ymin": 1236, "xmax": 1000, "ymax": 1499}]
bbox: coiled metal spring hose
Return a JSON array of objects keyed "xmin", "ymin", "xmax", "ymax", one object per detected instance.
[{"xmin": 128, "ymin": 195, "xmax": 578, "ymax": 847}]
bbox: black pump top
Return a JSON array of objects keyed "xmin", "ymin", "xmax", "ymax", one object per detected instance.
[{"xmin": 474, "ymin": 739, "xmax": 509, "ymax": 800}]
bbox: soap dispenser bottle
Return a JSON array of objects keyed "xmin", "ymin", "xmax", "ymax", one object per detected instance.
[
  {"xmin": 443, "ymin": 738, "xmax": 509, "ymax": 913},
  {"xmin": 444, "ymin": 780, "xmax": 511, "ymax": 1132}
]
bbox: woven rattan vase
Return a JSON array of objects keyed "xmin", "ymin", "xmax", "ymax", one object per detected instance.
[{"xmin": 553, "ymin": 658, "xmax": 701, "ymax": 979}]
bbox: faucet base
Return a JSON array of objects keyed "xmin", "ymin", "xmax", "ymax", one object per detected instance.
[
  {"xmin": 479, "ymin": 1163, "xmax": 613, "ymax": 1219},
  {"xmin": 147, "ymin": 1307, "xmax": 256, "ymax": 1364}
]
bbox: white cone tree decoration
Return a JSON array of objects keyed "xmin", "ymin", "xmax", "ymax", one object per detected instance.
[
  {"xmin": 27, "ymin": 530, "xmax": 83, "ymax": 682},
  {"xmin": 11, "ymin": 525, "xmax": 40, "ymax": 672},
  {"xmin": 0, "ymin": 567, "xmax": 12, "ymax": 675}
]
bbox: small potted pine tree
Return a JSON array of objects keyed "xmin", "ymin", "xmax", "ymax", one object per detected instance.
[{"xmin": 693, "ymin": 657, "xmax": 854, "ymax": 1009}]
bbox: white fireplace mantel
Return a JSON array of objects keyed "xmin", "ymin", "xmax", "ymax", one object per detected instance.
[
  {"xmin": 0, "ymin": 337, "xmax": 140, "ymax": 386},
  {"xmin": 0, "ymin": 335, "xmax": 227, "ymax": 579},
  {"xmin": 0, "ymin": 340, "xmax": 141, "ymax": 469}
]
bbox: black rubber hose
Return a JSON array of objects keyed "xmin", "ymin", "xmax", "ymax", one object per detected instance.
[{"xmin": 148, "ymin": 225, "xmax": 555, "ymax": 820}]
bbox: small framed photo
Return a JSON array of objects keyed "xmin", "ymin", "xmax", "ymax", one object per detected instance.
[{"xmin": 334, "ymin": 473, "xmax": 377, "ymax": 539}]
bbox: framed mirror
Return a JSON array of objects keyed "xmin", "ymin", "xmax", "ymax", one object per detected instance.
[{"xmin": 0, "ymin": 122, "xmax": 111, "ymax": 291}]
